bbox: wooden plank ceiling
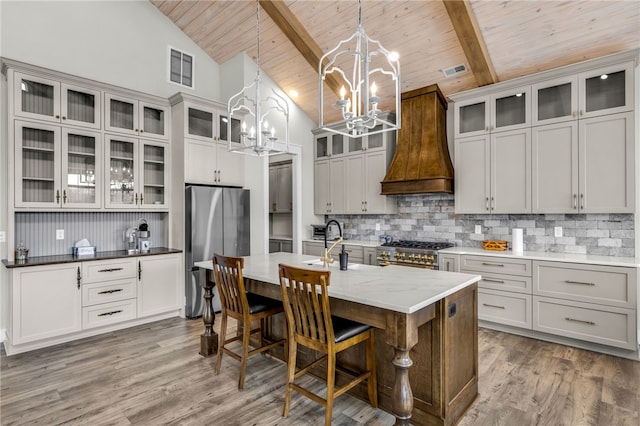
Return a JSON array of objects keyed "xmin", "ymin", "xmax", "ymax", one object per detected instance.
[{"xmin": 151, "ymin": 0, "xmax": 640, "ymax": 125}]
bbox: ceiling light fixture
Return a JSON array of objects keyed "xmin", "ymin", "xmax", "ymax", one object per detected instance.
[
  {"xmin": 318, "ymin": 0, "xmax": 400, "ymax": 137},
  {"xmin": 227, "ymin": 0, "xmax": 289, "ymax": 157}
]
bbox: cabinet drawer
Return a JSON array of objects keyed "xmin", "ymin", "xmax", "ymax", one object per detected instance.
[
  {"xmin": 461, "ymin": 255, "xmax": 531, "ymax": 277},
  {"xmin": 479, "ymin": 289, "xmax": 532, "ymax": 329},
  {"xmin": 82, "ymin": 299, "xmax": 136, "ymax": 330},
  {"xmin": 533, "ymin": 296, "xmax": 636, "ymax": 350},
  {"xmin": 83, "ymin": 258, "xmax": 137, "ymax": 283},
  {"xmin": 464, "ymin": 270, "xmax": 531, "ymax": 294},
  {"xmin": 534, "ymin": 261, "xmax": 636, "ymax": 308},
  {"xmin": 83, "ymin": 279, "xmax": 137, "ymax": 306}
]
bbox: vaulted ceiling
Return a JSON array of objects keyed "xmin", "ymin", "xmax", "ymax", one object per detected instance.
[{"xmin": 152, "ymin": 0, "xmax": 640, "ymax": 124}]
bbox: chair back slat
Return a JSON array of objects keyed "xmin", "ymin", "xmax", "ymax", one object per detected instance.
[
  {"xmin": 213, "ymin": 254, "xmax": 248, "ymax": 316},
  {"xmin": 279, "ymin": 264, "xmax": 333, "ymax": 346}
]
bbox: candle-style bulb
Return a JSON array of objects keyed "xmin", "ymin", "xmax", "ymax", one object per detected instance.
[
  {"xmin": 340, "ymin": 86, "xmax": 346, "ymax": 100},
  {"xmin": 263, "ymin": 120, "xmax": 269, "ymax": 130},
  {"xmin": 250, "ymin": 126, "xmax": 255, "ymax": 137},
  {"xmin": 371, "ymin": 81, "xmax": 377, "ymax": 97},
  {"xmin": 242, "ymin": 121, "xmax": 247, "ymax": 131},
  {"xmin": 271, "ymin": 127, "xmax": 275, "ymax": 138}
]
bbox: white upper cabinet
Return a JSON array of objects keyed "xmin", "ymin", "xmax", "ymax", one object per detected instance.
[
  {"xmin": 454, "ymin": 86, "xmax": 531, "ymax": 138},
  {"xmin": 14, "ymin": 72, "xmax": 101, "ymax": 129},
  {"xmin": 532, "ymin": 75, "xmax": 578, "ymax": 126},
  {"xmin": 15, "ymin": 120, "xmax": 102, "ymax": 209},
  {"xmin": 105, "ymin": 93, "xmax": 169, "ymax": 141},
  {"xmin": 578, "ymin": 61, "xmax": 634, "ymax": 119},
  {"xmin": 314, "ymin": 133, "xmax": 346, "ymax": 160},
  {"xmin": 105, "ymin": 135, "xmax": 168, "ymax": 210}
]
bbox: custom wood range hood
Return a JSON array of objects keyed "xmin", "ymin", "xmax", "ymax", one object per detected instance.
[{"xmin": 381, "ymin": 84, "xmax": 454, "ymax": 195}]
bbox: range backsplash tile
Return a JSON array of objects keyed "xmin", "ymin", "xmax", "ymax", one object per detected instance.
[{"xmin": 329, "ymin": 194, "xmax": 635, "ymax": 257}]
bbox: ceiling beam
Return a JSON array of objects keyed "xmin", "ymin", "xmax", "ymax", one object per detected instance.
[
  {"xmin": 443, "ymin": 0, "xmax": 497, "ymax": 86},
  {"xmin": 259, "ymin": 0, "xmax": 344, "ymax": 98}
]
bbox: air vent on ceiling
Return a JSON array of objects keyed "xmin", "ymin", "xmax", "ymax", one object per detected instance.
[{"xmin": 442, "ymin": 64, "xmax": 467, "ymax": 78}]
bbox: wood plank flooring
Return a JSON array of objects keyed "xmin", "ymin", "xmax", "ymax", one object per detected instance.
[{"xmin": 1, "ymin": 317, "xmax": 638, "ymax": 425}]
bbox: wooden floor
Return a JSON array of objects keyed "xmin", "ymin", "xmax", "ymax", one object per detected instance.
[{"xmin": 1, "ymin": 317, "xmax": 638, "ymax": 425}]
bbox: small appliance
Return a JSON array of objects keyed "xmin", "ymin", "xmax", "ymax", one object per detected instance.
[
  {"xmin": 137, "ymin": 219, "xmax": 151, "ymax": 253},
  {"xmin": 311, "ymin": 223, "xmax": 340, "ymax": 241}
]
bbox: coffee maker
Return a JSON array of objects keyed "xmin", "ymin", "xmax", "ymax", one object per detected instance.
[{"xmin": 137, "ymin": 219, "xmax": 151, "ymax": 253}]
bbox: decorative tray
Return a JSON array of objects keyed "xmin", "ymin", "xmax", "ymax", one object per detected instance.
[{"xmin": 482, "ymin": 240, "xmax": 508, "ymax": 251}]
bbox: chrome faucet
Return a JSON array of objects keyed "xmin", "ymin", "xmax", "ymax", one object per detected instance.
[{"xmin": 321, "ymin": 220, "xmax": 343, "ymax": 267}]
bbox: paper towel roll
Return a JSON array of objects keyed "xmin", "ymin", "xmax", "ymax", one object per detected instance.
[{"xmin": 512, "ymin": 228, "xmax": 523, "ymax": 255}]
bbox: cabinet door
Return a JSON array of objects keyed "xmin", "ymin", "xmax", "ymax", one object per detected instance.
[
  {"xmin": 139, "ymin": 101, "xmax": 169, "ymax": 140},
  {"xmin": 105, "ymin": 134, "xmax": 138, "ymax": 208},
  {"xmin": 185, "ymin": 104, "xmax": 216, "ymax": 141},
  {"xmin": 363, "ymin": 150, "xmax": 390, "ymax": 213},
  {"xmin": 216, "ymin": 143, "xmax": 245, "ymax": 186},
  {"xmin": 276, "ymin": 164, "xmax": 292, "ymax": 212},
  {"xmin": 532, "ymin": 75, "xmax": 578, "ymax": 126},
  {"xmin": 346, "ymin": 134, "xmax": 363, "ymax": 154},
  {"xmin": 219, "ymin": 113, "xmax": 242, "ymax": 147},
  {"xmin": 12, "ymin": 263, "xmax": 82, "ymax": 344},
  {"xmin": 439, "ymin": 254, "xmax": 459, "ymax": 272},
  {"xmin": 491, "ymin": 87, "xmax": 530, "ymax": 133},
  {"xmin": 329, "ymin": 158, "xmax": 346, "ymax": 214},
  {"xmin": 365, "ymin": 124, "xmax": 385, "ymax": 152},
  {"xmin": 454, "ymin": 97, "xmax": 489, "ymax": 139},
  {"xmin": 185, "ymin": 139, "xmax": 217, "ymax": 184},
  {"xmin": 315, "ymin": 134, "xmax": 329, "ymax": 159},
  {"xmin": 314, "ymin": 160, "xmax": 330, "ymax": 214},
  {"xmin": 363, "ymin": 247, "xmax": 377, "ymax": 265},
  {"xmin": 454, "ymin": 135, "xmax": 490, "ymax": 213},
  {"xmin": 140, "ymin": 141, "xmax": 168, "ymax": 209},
  {"xmin": 14, "ymin": 120, "xmax": 62, "ymax": 208},
  {"xmin": 62, "ymin": 128, "xmax": 102, "ymax": 209},
  {"xmin": 268, "ymin": 166, "xmax": 278, "ymax": 212},
  {"xmin": 13, "ymin": 72, "xmax": 61, "ymax": 123},
  {"xmin": 61, "ymin": 83, "xmax": 101, "ymax": 129},
  {"xmin": 579, "ymin": 62, "xmax": 634, "ymax": 119},
  {"xmin": 331, "ymin": 134, "xmax": 346, "ymax": 157},
  {"xmin": 578, "ymin": 112, "xmax": 634, "ymax": 213},
  {"xmin": 345, "ymin": 155, "xmax": 364, "ymax": 213},
  {"xmin": 491, "ymin": 128, "xmax": 531, "ymax": 213},
  {"xmin": 105, "ymin": 93, "xmax": 139, "ymax": 136},
  {"xmin": 532, "ymin": 121, "xmax": 578, "ymax": 213},
  {"xmin": 137, "ymin": 255, "xmax": 181, "ymax": 317}
]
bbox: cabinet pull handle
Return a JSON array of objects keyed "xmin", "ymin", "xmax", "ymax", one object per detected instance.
[
  {"xmin": 573, "ymin": 194, "xmax": 577, "ymax": 209},
  {"xmin": 63, "ymin": 190, "xmax": 67, "ymax": 203},
  {"xmin": 491, "ymin": 196, "xmax": 495, "ymax": 209},
  {"xmin": 446, "ymin": 261, "xmax": 450, "ymax": 271},
  {"xmin": 482, "ymin": 303, "xmax": 505, "ymax": 309},
  {"xmin": 482, "ymin": 278, "xmax": 505, "ymax": 283},
  {"xmin": 98, "ymin": 289, "xmax": 124, "ymax": 295},
  {"xmin": 579, "ymin": 110, "xmax": 584, "ymax": 116},
  {"xmin": 56, "ymin": 189, "xmax": 61, "ymax": 204},
  {"xmin": 565, "ymin": 280, "xmax": 595, "ymax": 286},
  {"xmin": 98, "ymin": 267, "xmax": 124, "ymax": 273},
  {"xmin": 565, "ymin": 317, "xmax": 595, "ymax": 325},
  {"xmin": 135, "ymin": 193, "xmax": 139, "ymax": 205},
  {"xmin": 580, "ymin": 193, "xmax": 584, "ymax": 209},
  {"xmin": 98, "ymin": 310, "xmax": 123, "ymax": 317},
  {"xmin": 77, "ymin": 267, "xmax": 81, "ymax": 289},
  {"xmin": 481, "ymin": 262, "xmax": 504, "ymax": 267},
  {"xmin": 572, "ymin": 111, "xmax": 576, "ymax": 118},
  {"xmin": 139, "ymin": 193, "xmax": 144, "ymax": 204},
  {"xmin": 138, "ymin": 261, "xmax": 142, "ymax": 280},
  {"xmin": 364, "ymin": 200, "xmax": 368, "ymax": 211},
  {"xmin": 485, "ymin": 197, "xmax": 489, "ymax": 211}
]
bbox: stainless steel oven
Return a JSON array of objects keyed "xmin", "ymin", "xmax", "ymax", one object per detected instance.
[{"xmin": 375, "ymin": 240, "xmax": 454, "ymax": 269}]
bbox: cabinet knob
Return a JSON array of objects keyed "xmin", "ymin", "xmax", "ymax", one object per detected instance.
[
  {"xmin": 572, "ymin": 111, "xmax": 577, "ymax": 118},
  {"xmin": 55, "ymin": 115, "xmax": 60, "ymax": 119},
  {"xmin": 140, "ymin": 129, "xmax": 144, "ymax": 133},
  {"xmin": 62, "ymin": 116, "xmax": 67, "ymax": 120}
]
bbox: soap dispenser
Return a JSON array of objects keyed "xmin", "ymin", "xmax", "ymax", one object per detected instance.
[{"xmin": 339, "ymin": 244, "xmax": 348, "ymax": 270}]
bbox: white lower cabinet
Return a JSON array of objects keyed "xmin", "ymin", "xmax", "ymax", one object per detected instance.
[
  {"xmin": 439, "ymin": 254, "xmax": 460, "ymax": 272},
  {"xmin": 10, "ymin": 262, "xmax": 82, "ymax": 345},
  {"xmin": 82, "ymin": 299, "xmax": 137, "ymax": 330},
  {"xmin": 137, "ymin": 254, "xmax": 181, "ymax": 317},
  {"xmin": 479, "ymin": 289, "xmax": 532, "ymax": 329}
]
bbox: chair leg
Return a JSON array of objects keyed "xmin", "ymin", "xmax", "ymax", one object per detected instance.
[
  {"xmin": 215, "ymin": 312, "xmax": 228, "ymax": 375},
  {"xmin": 366, "ymin": 330, "xmax": 378, "ymax": 408},
  {"xmin": 325, "ymin": 351, "xmax": 336, "ymax": 426},
  {"xmin": 238, "ymin": 318, "xmax": 251, "ymax": 390},
  {"xmin": 283, "ymin": 339, "xmax": 297, "ymax": 417},
  {"xmin": 259, "ymin": 318, "xmax": 265, "ymax": 348}
]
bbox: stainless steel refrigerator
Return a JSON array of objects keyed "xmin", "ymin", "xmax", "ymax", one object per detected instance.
[{"xmin": 185, "ymin": 185, "xmax": 250, "ymax": 318}]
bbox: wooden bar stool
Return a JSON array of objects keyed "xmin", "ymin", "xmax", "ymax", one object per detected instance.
[
  {"xmin": 278, "ymin": 264, "xmax": 378, "ymax": 426},
  {"xmin": 212, "ymin": 254, "xmax": 286, "ymax": 390}
]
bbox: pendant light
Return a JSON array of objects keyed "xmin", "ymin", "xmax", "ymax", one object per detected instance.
[
  {"xmin": 227, "ymin": 0, "xmax": 290, "ymax": 156},
  {"xmin": 318, "ymin": 0, "xmax": 400, "ymax": 137}
]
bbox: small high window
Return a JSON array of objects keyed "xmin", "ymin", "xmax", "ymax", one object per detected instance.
[{"xmin": 169, "ymin": 47, "xmax": 194, "ymax": 89}]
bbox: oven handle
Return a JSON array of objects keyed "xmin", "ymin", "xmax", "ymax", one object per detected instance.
[{"xmin": 378, "ymin": 261, "xmax": 392, "ymax": 267}]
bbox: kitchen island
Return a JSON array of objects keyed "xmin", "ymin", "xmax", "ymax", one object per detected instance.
[{"xmin": 196, "ymin": 252, "xmax": 481, "ymax": 425}]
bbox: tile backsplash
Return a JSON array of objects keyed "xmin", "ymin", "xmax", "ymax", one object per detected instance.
[
  {"xmin": 330, "ymin": 194, "xmax": 635, "ymax": 257},
  {"xmin": 15, "ymin": 212, "xmax": 168, "ymax": 257}
]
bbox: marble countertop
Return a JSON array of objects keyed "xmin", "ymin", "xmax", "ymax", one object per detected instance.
[
  {"xmin": 195, "ymin": 252, "xmax": 480, "ymax": 314},
  {"xmin": 2, "ymin": 247, "xmax": 182, "ymax": 268},
  {"xmin": 440, "ymin": 247, "xmax": 639, "ymax": 268}
]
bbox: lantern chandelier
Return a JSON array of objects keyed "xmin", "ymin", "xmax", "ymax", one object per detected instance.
[
  {"xmin": 319, "ymin": 0, "xmax": 401, "ymax": 138},
  {"xmin": 227, "ymin": 0, "xmax": 289, "ymax": 156}
]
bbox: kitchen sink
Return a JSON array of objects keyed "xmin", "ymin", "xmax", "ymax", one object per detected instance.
[{"xmin": 302, "ymin": 259, "xmax": 366, "ymax": 270}]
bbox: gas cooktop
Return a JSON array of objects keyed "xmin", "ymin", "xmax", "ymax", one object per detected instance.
[{"xmin": 380, "ymin": 240, "xmax": 455, "ymax": 250}]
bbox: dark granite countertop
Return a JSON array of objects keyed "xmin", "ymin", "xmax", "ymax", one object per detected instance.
[{"xmin": 2, "ymin": 247, "xmax": 182, "ymax": 268}]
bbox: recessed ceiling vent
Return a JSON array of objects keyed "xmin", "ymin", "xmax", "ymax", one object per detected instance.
[{"xmin": 442, "ymin": 64, "xmax": 467, "ymax": 78}]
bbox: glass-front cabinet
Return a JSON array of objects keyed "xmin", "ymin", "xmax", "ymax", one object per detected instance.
[
  {"xmin": 315, "ymin": 133, "xmax": 346, "ymax": 159},
  {"xmin": 532, "ymin": 76, "xmax": 578, "ymax": 126},
  {"xmin": 105, "ymin": 93, "xmax": 169, "ymax": 140},
  {"xmin": 13, "ymin": 72, "xmax": 101, "ymax": 129},
  {"xmin": 105, "ymin": 135, "xmax": 167, "ymax": 209},
  {"xmin": 578, "ymin": 62, "xmax": 633, "ymax": 119},
  {"xmin": 15, "ymin": 120, "xmax": 101, "ymax": 209}
]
